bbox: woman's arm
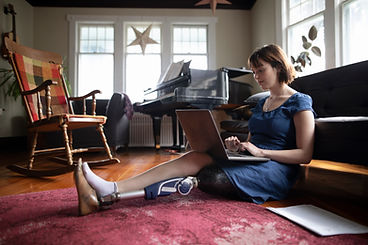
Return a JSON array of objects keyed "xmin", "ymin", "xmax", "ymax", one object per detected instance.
[{"xmin": 240, "ymin": 110, "xmax": 315, "ymax": 164}]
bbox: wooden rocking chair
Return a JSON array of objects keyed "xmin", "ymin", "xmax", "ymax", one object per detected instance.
[{"xmin": 4, "ymin": 37, "xmax": 120, "ymax": 177}]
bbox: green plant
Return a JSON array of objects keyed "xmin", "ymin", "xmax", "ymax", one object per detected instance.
[
  {"xmin": 0, "ymin": 67, "xmax": 20, "ymax": 100},
  {"xmin": 61, "ymin": 57, "xmax": 72, "ymax": 95},
  {"xmin": 291, "ymin": 25, "xmax": 322, "ymax": 72}
]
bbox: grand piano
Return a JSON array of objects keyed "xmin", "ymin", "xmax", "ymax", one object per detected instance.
[{"xmin": 134, "ymin": 65, "xmax": 252, "ymax": 150}]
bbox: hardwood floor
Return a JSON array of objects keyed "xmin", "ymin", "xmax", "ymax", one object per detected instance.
[
  {"xmin": 0, "ymin": 148, "xmax": 179, "ymax": 196},
  {"xmin": 1, "ymin": 148, "xmax": 367, "ymax": 238}
]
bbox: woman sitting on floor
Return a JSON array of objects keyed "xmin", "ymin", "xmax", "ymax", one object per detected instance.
[{"xmin": 74, "ymin": 44, "xmax": 315, "ymax": 216}]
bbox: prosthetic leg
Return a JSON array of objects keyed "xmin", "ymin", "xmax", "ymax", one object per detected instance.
[
  {"xmin": 75, "ymin": 161, "xmax": 237, "ymax": 215},
  {"xmin": 99, "ymin": 177, "xmax": 198, "ymax": 206}
]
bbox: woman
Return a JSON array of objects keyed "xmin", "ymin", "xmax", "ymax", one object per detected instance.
[{"xmin": 75, "ymin": 44, "xmax": 315, "ymax": 215}]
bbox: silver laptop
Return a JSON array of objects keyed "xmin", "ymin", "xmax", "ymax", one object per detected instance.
[{"xmin": 176, "ymin": 109, "xmax": 269, "ymax": 162}]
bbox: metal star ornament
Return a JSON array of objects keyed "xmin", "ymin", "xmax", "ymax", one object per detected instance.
[
  {"xmin": 195, "ymin": 0, "xmax": 232, "ymax": 15},
  {"xmin": 127, "ymin": 24, "xmax": 159, "ymax": 55}
]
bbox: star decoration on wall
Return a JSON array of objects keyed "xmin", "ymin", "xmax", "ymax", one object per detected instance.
[
  {"xmin": 195, "ymin": 0, "xmax": 232, "ymax": 15},
  {"xmin": 127, "ymin": 24, "xmax": 159, "ymax": 55}
]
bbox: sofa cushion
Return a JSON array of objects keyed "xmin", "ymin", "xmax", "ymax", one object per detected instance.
[
  {"xmin": 72, "ymin": 99, "xmax": 109, "ymax": 116},
  {"xmin": 243, "ymin": 91, "xmax": 270, "ymax": 108},
  {"xmin": 220, "ymin": 120, "xmax": 249, "ymax": 133},
  {"xmin": 314, "ymin": 116, "xmax": 368, "ymax": 165},
  {"xmin": 290, "ymin": 60, "xmax": 368, "ymax": 117}
]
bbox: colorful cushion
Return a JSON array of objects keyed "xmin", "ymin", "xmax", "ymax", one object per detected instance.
[{"xmin": 14, "ymin": 53, "xmax": 69, "ymax": 122}]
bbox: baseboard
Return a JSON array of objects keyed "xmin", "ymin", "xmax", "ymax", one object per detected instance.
[{"xmin": 0, "ymin": 136, "xmax": 27, "ymax": 152}]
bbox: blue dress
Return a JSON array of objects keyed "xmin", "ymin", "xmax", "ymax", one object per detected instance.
[{"xmin": 219, "ymin": 92, "xmax": 315, "ymax": 204}]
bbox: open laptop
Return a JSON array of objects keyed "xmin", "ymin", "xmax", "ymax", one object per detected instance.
[{"xmin": 176, "ymin": 109, "xmax": 269, "ymax": 162}]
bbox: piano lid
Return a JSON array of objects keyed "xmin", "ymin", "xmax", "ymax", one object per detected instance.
[{"xmin": 145, "ymin": 60, "xmax": 191, "ymax": 95}]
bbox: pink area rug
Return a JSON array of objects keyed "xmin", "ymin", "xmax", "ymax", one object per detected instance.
[{"xmin": 0, "ymin": 188, "xmax": 366, "ymax": 245}]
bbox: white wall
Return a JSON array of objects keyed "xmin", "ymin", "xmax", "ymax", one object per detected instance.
[
  {"xmin": 250, "ymin": 0, "xmax": 277, "ymax": 49},
  {"xmin": 237, "ymin": 0, "xmax": 278, "ymax": 95},
  {"xmin": 0, "ymin": 2, "xmax": 278, "ymax": 137},
  {"xmin": 0, "ymin": 0, "xmax": 33, "ymax": 137}
]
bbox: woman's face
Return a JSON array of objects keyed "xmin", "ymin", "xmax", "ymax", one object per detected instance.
[{"xmin": 251, "ymin": 59, "xmax": 279, "ymax": 90}]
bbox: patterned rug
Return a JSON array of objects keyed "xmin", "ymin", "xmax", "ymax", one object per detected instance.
[{"xmin": 0, "ymin": 188, "xmax": 366, "ymax": 245}]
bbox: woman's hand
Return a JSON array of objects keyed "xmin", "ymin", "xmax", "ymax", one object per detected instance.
[
  {"xmin": 225, "ymin": 136, "xmax": 265, "ymax": 157},
  {"xmin": 224, "ymin": 136, "xmax": 241, "ymax": 152},
  {"xmin": 239, "ymin": 141, "xmax": 264, "ymax": 157}
]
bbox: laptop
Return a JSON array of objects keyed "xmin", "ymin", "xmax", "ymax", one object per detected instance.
[{"xmin": 176, "ymin": 109, "xmax": 270, "ymax": 162}]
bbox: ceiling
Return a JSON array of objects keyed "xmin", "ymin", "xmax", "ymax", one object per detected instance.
[{"xmin": 25, "ymin": 0, "xmax": 256, "ymax": 10}]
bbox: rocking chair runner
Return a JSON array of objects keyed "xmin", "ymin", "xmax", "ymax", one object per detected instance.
[{"xmin": 4, "ymin": 37, "xmax": 120, "ymax": 177}]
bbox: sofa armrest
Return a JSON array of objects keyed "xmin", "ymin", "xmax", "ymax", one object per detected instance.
[
  {"xmin": 104, "ymin": 93, "xmax": 131, "ymax": 148},
  {"xmin": 105, "ymin": 93, "xmax": 126, "ymax": 119}
]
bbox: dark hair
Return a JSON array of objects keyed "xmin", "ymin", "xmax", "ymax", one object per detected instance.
[{"xmin": 248, "ymin": 44, "xmax": 296, "ymax": 84}]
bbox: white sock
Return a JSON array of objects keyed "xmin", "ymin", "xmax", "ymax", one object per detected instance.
[{"xmin": 82, "ymin": 162, "xmax": 117, "ymax": 197}]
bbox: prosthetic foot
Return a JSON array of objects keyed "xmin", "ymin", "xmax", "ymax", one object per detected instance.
[{"xmin": 74, "ymin": 159, "xmax": 100, "ymax": 216}]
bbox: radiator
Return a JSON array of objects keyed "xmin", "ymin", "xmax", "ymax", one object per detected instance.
[{"xmin": 129, "ymin": 113, "xmax": 173, "ymax": 147}]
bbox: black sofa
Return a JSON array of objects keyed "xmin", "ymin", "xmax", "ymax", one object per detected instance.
[
  {"xmin": 290, "ymin": 61, "xmax": 368, "ymax": 165},
  {"xmin": 221, "ymin": 60, "xmax": 368, "ymax": 166},
  {"xmin": 42, "ymin": 93, "xmax": 131, "ymax": 152}
]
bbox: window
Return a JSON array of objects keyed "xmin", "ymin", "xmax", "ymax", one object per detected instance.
[
  {"xmin": 68, "ymin": 16, "xmax": 217, "ymax": 103},
  {"xmin": 125, "ymin": 24, "xmax": 161, "ymax": 103},
  {"xmin": 288, "ymin": 0, "xmax": 325, "ymax": 25},
  {"xmin": 172, "ymin": 25, "xmax": 208, "ymax": 70},
  {"xmin": 342, "ymin": 0, "xmax": 368, "ymax": 65},
  {"xmin": 78, "ymin": 24, "xmax": 114, "ymax": 99},
  {"xmin": 280, "ymin": 0, "xmax": 368, "ymax": 74},
  {"xmin": 286, "ymin": 0, "xmax": 326, "ymax": 75}
]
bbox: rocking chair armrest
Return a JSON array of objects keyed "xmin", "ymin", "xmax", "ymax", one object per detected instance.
[
  {"xmin": 21, "ymin": 80, "xmax": 58, "ymax": 96},
  {"xmin": 69, "ymin": 90, "xmax": 101, "ymax": 101},
  {"xmin": 20, "ymin": 79, "xmax": 57, "ymax": 120},
  {"xmin": 69, "ymin": 90, "xmax": 101, "ymax": 116}
]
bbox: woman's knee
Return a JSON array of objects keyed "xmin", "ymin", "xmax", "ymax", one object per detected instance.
[{"xmin": 197, "ymin": 165, "xmax": 239, "ymax": 199}]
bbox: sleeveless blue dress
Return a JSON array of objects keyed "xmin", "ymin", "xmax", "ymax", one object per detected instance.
[{"xmin": 219, "ymin": 92, "xmax": 315, "ymax": 204}]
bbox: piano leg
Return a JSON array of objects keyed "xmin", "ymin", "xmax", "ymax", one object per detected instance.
[
  {"xmin": 171, "ymin": 115, "xmax": 185, "ymax": 151},
  {"xmin": 151, "ymin": 115, "xmax": 185, "ymax": 151},
  {"xmin": 179, "ymin": 122, "xmax": 184, "ymax": 149},
  {"xmin": 152, "ymin": 116, "xmax": 161, "ymax": 150},
  {"xmin": 172, "ymin": 116, "xmax": 177, "ymax": 148}
]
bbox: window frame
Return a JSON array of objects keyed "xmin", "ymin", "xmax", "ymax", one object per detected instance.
[
  {"xmin": 286, "ymin": 5, "xmax": 326, "ymax": 74},
  {"xmin": 77, "ymin": 23, "xmax": 115, "ymax": 98},
  {"xmin": 283, "ymin": 0, "xmax": 328, "ymax": 73},
  {"xmin": 172, "ymin": 24, "xmax": 209, "ymax": 70},
  {"xmin": 67, "ymin": 15, "xmax": 217, "ymax": 97},
  {"xmin": 340, "ymin": 0, "xmax": 368, "ymax": 65},
  {"xmin": 276, "ymin": 0, "xmax": 366, "ymax": 71}
]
